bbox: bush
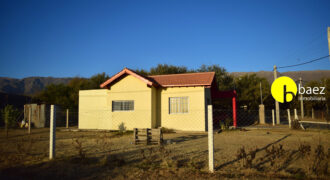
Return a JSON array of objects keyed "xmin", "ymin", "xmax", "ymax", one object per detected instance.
[
  {"xmin": 161, "ymin": 127, "xmax": 175, "ymax": 133},
  {"xmin": 1, "ymin": 105, "xmax": 20, "ymax": 128},
  {"xmin": 291, "ymin": 120, "xmax": 302, "ymax": 130}
]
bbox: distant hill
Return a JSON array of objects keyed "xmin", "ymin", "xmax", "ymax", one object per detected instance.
[
  {"xmin": 0, "ymin": 70, "xmax": 329, "ymax": 96},
  {"xmin": 230, "ymin": 70, "xmax": 330, "ymax": 83},
  {"xmin": 0, "ymin": 77, "xmax": 72, "ymax": 95}
]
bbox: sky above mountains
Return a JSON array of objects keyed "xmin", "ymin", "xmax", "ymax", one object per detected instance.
[{"xmin": 1, "ymin": 0, "xmax": 330, "ymax": 78}]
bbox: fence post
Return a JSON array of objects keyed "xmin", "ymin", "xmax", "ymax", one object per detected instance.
[
  {"xmin": 259, "ymin": 104, "xmax": 265, "ymax": 124},
  {"xmin": 66, "ymin": 109, "xmax": 69, "ymax": 129},
  {"xmin": 133, "ymin": 128, "xmax": 137, "ymax": 144},
  {"xmin": 272, "ymin": 109, "xmax": 275, "ymax": 126},
  {"xmin": 208, "ymin": 105, "xmax": 214, "ymax": 173},
  {"xmin": 294, "ymin": 109, "xmax": 298, "ymax": 120},
  {"xmin": 312, "ymin": 108, "xmax": 314, "ymax": 119},
  {"xmin": 49, "ymin": 105, "xmax": 56, "ymax": 160},
  {"xmin": 287, "ymin": 109, "xmax": 291, "ymax": 128},
  {"xmin": 28, "ymin": 107, "xmax": 31, "ymax": 134}
]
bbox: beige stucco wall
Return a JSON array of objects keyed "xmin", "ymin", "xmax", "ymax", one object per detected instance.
[
  {"xmin": 159, "ymin": 86, "xmax": 206, "ymax": 131},
  {"xmin": 109, "ymin": 75, "xmax": 153, "ymax": 130},
  {"xmin": 79, "ymin": 75, "xmax": 154, "ymax": 130},
  {"xmin": 79, "ymin": 75, "xmax": 207, "ymax": 131},
  {"xmin": 151, "ymin": 87, "xmax": 157, "ymax": 128},
  {"xmin": 79, "ymin": 89, "xmax": 110, "ymax": 129}
]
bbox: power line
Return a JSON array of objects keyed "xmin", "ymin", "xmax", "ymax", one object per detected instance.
[{"xmin": 277, "ymin": 55, "xmax": 330, "ymax": 69}]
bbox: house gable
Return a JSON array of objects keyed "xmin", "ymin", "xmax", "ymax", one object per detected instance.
[
  {"xmin": 109, "ymin": 74, "xmax": 151, "ymax": 92},
  {"xmin": 106, "ymin": 74, "xmax": 155, "ymax": 130},
  {"xmin": 100, "ymin": 68, "xmax": 157, "ymax": 89}
]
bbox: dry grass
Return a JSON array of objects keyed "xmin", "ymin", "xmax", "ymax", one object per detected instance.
[{"xmin": 0, "ymin": 128, "xmax": 329, "ymax": 179}]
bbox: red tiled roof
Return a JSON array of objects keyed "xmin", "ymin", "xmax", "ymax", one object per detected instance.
[
  {"xmin": 100, "ymin": 68, "xmax": 216, "ymax": 88},
  {"xmin": 148, "ymin": 72, "xmax": 215, "ymax": 87}
]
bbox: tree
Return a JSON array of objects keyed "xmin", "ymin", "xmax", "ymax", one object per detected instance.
[
  {"xmin": 37, "ymin": 84, "xmax": 74, "ymax": 109},
  {"xmin": 301, "ymin": 78, "xmax": 329, "ymax": 111},
  {"xmin": 1, "ymin": 105, "xmax": 20, "ymax": 137},
  {"xmin": 136, "ymin": 64, "xmax": 235, "ymax": 91},
  {"xmin": 35, "ymin": 73, "xmax": 111, "ymax": 109},
  {"xmin": 235, "ymin": 74, "xmax": 271, "ymax": 110},
  {"xmin": 135, "ymin": 69, "xmax": 149, "ymax": 76},
  {"xmin": 67, "ymin": 77, "xmax": 90, "ymax": 108},
  {"xmin": 197, "ymin": 64, "xmax": 234, "ymax": 91},
  {"xmin": 88, "ymin": 72, "xmax": 110, "ymax": 89},
  {"xmin": 149, "ymin": 64, "xmax": 189, "ymax": 75}
]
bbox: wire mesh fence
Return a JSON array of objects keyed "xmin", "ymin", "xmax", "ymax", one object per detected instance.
[
  {"xmin": 213, "ymin": 109, "xmax": 259, "ymax": 128},
  {"xmin": 2, "ymin": 104, "xmax": 328, "ymax": 131},
  {"xmin": 304, "ymin": 109, "xmax": 330, "ymax": 121},
  {"xmin": 78, "ymin": 109, "xmax": 208, "ymax": 131},
  {"xmin": 213, "ymin": 108, "xmax": 329, "ymax": 129},
  {"xmin": 1, "ymin": 104, "xmax": 329, "ymax": 179},
  {"xmin": 2, "ymin": 106, "xmax": 79, "ymax": 129}
]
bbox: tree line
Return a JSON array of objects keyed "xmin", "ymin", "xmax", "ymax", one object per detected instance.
[{"xmin": 33, "ymin": 64, "xmax": 329, "ymax": 111}]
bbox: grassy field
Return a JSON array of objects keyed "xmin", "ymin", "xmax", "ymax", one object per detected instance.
[{"xmin": 0, "ymin": 128, "xmax": 329, "ymax": 179}]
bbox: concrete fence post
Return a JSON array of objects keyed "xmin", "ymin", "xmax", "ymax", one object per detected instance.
[
  {"xmin": 272, "ymin": 109, "xmax": 275, "ymax": 126},
  {"xmin": 49, "ymin": 105, "xmax": 56, "ymax": 160},
  {"xmin": 28, "ymin": 107, "xmax": 31, "ymax": 134},
  {"xmin": 259, "ymin": 104, "xmax": 265, "ymax": 124},
  {"xmin": 287, "ymin": 109, "xmax": 291, "ymax": 128},
  {"xmin": 276, "ymin": 108, "xmax": 280, "ymax": 125},
  {"xmin": 66, "ymin": 109, "xmax": 69, "ymax": 129},
  {"xmin": 208, "ymin": 105, "xmax": 214, "ymax": 173},
  {"xmin": 294, "ymin": 109, "xmax": 298, "ymax": 120}
]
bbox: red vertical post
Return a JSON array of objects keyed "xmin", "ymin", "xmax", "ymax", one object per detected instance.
[{"xmin": 232, "ymin": 96, "xmax": 237, "ymax": 128}]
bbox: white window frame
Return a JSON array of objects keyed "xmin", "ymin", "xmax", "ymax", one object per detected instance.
[
  {"xmin": 169, "ymin": 97, "xmax": 189, "ymax": 114},
  {"xmin": 112, "ymin": 100, "xmax": 134, "ymax": 112}
]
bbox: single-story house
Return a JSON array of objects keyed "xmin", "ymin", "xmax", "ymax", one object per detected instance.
[{"xmin": 79, "ymin": 68, "xmax": 236, "ymax": 131}]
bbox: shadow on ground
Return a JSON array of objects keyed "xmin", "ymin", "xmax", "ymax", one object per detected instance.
[{"xmin": 215, "ymin": 134, "xmax": 291, "ymax": 170}]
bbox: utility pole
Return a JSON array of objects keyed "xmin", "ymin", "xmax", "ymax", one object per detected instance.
[
  {"xmin": 299, "ymin": 77, "xmax": 304, "ymax": 119},
  {"xmin": 274, "ymin": 65, "xmax": 280, "ymax": 124}
]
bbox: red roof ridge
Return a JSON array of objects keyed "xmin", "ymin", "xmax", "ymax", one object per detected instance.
[{"xmin": 148, "ymin": 71, "xmax": 215, "ymax": 77}]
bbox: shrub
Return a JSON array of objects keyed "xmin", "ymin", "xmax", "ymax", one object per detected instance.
[
  {"xmin": 236, "ymin": 146, "xmax": 257, "ymax": 168},
  {"xmin": 291, "ymin": 120, "xmax": 302, "ymax": 130},
  {"xmin": 1, "ymin": 105, "xmax": 20, "ymax": 137},
  {"xmin": 161, "ymin": 127, "xmax": 175, "ymax": 133},
  {"xmin": 118, "ymin": 122, "xmax": 126, "ymax": 132},
  {"xmin": 1, "ymin": 105, "xmax": 20, "ymax": 128},
  {"xmin": 220, "ymin": 117, "xmax": 232, "ymax": 130},
  {"xmin": 72, "ymin": 137, "xmax": 86, "ymax": 160},
  {"xmin": 310, "ymin": 145, "xmax": 328, "ymax": 176}
]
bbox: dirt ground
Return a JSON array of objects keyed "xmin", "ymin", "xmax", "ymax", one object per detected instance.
[{"xmin": 0, "ymin": 127, "xmax": 329, "ymax": 179}]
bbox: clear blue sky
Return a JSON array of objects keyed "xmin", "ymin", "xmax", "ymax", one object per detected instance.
[{"xmin": 1, "ymin": 0, "xmax": 330, "ymax": 78}]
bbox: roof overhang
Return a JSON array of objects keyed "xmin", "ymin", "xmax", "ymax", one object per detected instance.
[{"xmin": 161, "ymin": 84, "xmax": 212, "ymax": 87}]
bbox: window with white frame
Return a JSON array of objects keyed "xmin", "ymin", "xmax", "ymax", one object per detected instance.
[
  {"xmin": 112, "ymin": 100, "xmax": 134, "ymax": 111},
  {"xmin": 169, "ymin": 97, "xmax": 188, "ymax": 114}
]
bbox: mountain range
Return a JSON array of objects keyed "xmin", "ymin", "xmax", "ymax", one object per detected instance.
[
  {"xmin": 0, "ymin": 77, "xmax": 72, "ymax": 95},
  {"xmin": 0, "ymin": 70, "xmax": 329, "ymax": 96}
]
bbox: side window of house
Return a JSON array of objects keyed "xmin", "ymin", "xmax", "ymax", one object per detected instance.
[
  {"xmin": 112, "ymin": 100, "xmax": 134, "ymax": 111},
  {"xmin": 169, "ymin": 97, "xmax": 188, "ymax": 114}
]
